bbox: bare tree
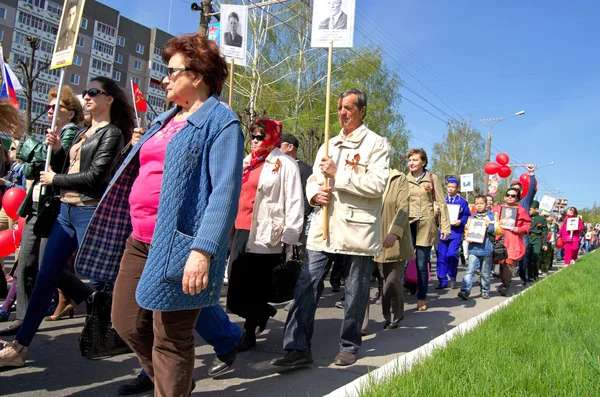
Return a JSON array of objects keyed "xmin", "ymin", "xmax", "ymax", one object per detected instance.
[{"xmin": 16, "ymin": 35, "xmax": 51, "ymax": 134}]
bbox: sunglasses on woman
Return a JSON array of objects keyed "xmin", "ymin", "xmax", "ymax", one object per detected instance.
[
  {"xmin": 82, "ymin": 88, "xmax": 110, "ymax": 98},
  {"xmin": 251, "ymin": 134, "xmax": 266, "ymax": 142},
  {"xmin": 505, "ymin": 193, "xmax": 518, "ymax": 198},
  {"xmin": 46, "ymin": 104, "xmax": 68, "ymax": 112},
  {"xmin": 166, "ymin": 67, "xmax": 192, "ymax": 78}
]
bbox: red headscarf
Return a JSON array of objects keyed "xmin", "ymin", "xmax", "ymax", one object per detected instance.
[{"xmin": 242, "ymin": 118, "xmax": 282, "ymax": 183}]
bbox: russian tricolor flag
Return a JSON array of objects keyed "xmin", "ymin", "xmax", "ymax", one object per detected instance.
[{"xmin": 0, "ymin": 46, "xmax": 23, "ymax": 108}]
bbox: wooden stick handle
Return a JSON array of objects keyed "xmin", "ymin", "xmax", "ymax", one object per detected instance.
[
  {"xmin": 322, "ymin": 41, "xmax": 333, "ymax": 240},
  {"xmin": 228, "ymin": 58, "xmax": 235, "ymax": 108}
]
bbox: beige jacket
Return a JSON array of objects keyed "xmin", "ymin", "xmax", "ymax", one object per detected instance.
[
  {"xmin": 246, "ymin": 148, "xmax": 305, "ymax": 254},
  {"xmin": 306, "ymin": 124, "xmax": 390, "ymax": 256},
  {"xmin": 374, "ymin": 170, "xmax": 415, "ymax": 263},
  {"xmin": 406, "ymin": 171, "xmax": 451, "ymax": 247}
]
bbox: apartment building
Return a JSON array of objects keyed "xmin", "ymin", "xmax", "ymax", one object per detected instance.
[{"xmin": 0, "ymin": 0, "xmax": 171, "ymax": 137}]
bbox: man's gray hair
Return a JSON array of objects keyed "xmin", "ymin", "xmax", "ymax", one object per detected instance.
[{"xmin": 338, "ymin": 89, "xmax": 367, "ymax": 118}]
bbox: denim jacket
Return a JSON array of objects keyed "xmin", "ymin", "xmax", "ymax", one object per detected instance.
[
  {"xmin": 466, "ymin": 210, "xmax": 495, "ymax": 257},
  {"xmin": 75, "ymin": 95, "xmax": 244, "ymax": 311}
]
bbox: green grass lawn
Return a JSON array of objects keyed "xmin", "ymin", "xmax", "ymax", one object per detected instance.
[{"xmin": 361, "ymin": 252, "xmax": 600, "ymax": 396}]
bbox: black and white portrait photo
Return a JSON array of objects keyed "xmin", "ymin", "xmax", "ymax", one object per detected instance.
[
  {"xmin": 51, "ymin": 0, "xmax": 86, "ymax": 68},
  {"xmin": 318, "ymin": 0, "xmax": 348, "ymax": 30},
  {"xmin": 224, "ymin": 12, "xmax": 243, "ymax": 47},
  {"xmin": 500, "ymin": 206, "xmax": 517, "ymax": 229},
  {"xmin": 466, "ymin": 218, "xmax": 487, "ymax": 243},
  {"xmin": 311, "ymin": 0, "xmax": 356, "ymax": 48},
  {"xmin": 219, "ymin": 4, "xmax": 248, "ymax": 66}
]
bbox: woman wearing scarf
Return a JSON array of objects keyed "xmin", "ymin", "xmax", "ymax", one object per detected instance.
[{"xmin": 226, "ymin": 119, "xmax": 304, "ymax": 351}]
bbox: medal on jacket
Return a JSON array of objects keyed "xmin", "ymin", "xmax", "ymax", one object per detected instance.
[
  {"xmin": 345, "ymin": 153, "xmax": 360, "ymax": 170},
  {"xmin": 272, "ymin": 158, "xmax": 281, "ymax": 174}
]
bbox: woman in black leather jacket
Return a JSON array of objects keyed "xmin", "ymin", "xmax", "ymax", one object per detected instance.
[{"xmin": 0, "ymin": 77, "xmax": 135, "ymax": 367}]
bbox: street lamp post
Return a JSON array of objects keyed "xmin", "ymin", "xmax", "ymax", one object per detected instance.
[{"xmin": 480, "ymin": 110, "xmax": 525, "ymax": 193}]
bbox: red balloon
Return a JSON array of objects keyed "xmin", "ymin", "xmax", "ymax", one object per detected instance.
[
  {"xmin": 496, "ymin": 153, "xmax": 510, "ymax": 166},
  {"xmin": 13, "ymin": 230, "xmax": 21, "ymax": 247},
  {"xmin": 498, "ymin": 165, "xmax": 512, "ymax": 178},
  {"xmin": 0, "ymin": 230, "xmax": 17, "ymax": 257},
  {"xmin": 484, "ymin": 162, "xmax": 501, "ymax": 175},
  {"xmin": 16, "ymin": 217, "xmax": 26, "ymax": 238},
  {"xmin": 519, "ymin": 173, "xmax": 530, "ymax": 188},
  {"xmin": 556, "ymin": 237, "xmax": 564, "ymax": 249},
  {"xmin": 2, "ymin": 188, "xmax": 27, "ymax": 221},
  {"xmin": 521, "ymin": 185, "xmax": 529, "ymax": 197}
]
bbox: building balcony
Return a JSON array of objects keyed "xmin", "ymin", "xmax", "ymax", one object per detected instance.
[
  {"xmin": 91, "ymin": 49, "xmax": 115, "ymax": 63},
  {"xmin": 14, "ymin": 23, "xmax": 55, "ymax": 43},
  {"xmin": 93, "ymin": 30, "xmax": 117, "ymax": 46},
  {"xmin": 148, "ymin": 85, "xmax": 165, "ymax": 97},
  {"xmin": 17, "ymin": 2, "xmax": 47, "ymax": 21}
]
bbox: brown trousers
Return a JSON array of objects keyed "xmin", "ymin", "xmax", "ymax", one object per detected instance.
[
  {"xmin": 500, "ymin": 260, "xmax": 515, "ymax": 288},
  {"xmin": 363, "ymin": 260, "xmax": 406, "ymax": 332},
  {"xmin": 112, "ymin": 237, "xmax": 201, "ymax": 397}
]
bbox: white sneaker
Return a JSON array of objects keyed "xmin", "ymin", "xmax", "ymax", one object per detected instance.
[
  {"xmin": 0, "ymin": 340, "xmax": 27, "ymax": 367},
  {"xmin": 570, "ymin": 260, "xmax": 576, "ymax": 265}
]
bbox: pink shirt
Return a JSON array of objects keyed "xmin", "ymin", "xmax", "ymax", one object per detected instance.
[{"xmin": 129, "ymin": 118, "xmax": 187, "ymax": 243}]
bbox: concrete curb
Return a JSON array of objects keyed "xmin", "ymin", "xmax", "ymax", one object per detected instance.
[{"xmin": 324, "ymin": 265, "xmax": 566, "ymax": 397}]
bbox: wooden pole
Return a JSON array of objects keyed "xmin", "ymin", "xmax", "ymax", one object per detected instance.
[
  {"xmin": 41, "ymin": 67, "xmax": 66, "ymax": 195},
  {"xmin": 228, "ymin": 57, "xmax": 235, "ymax": 108},
  {"xmin": 322, "ymin": 41, "xmax": 333, "ymax": 239}
]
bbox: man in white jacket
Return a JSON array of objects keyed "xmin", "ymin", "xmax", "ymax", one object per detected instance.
[{"xmin": 272, "ymin": 89, "xmax": 390, "ymax": 367}]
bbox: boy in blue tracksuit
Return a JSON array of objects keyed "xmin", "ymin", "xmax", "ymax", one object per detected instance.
[{"xmin": 458, "ymin": 195, "xmax": 495, "ymax": 300}]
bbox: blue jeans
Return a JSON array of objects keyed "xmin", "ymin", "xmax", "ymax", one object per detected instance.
[
  {"xmin": 461, "ymin": 254, "xmax": 492, "ymax": 295},
  {"xmin": 557, "ymin": 248, "xmax": 564, "ymax": 260},
  {"xmin": 415, "ymin": 246, "xmax": 432, "ymax": 300},
  {"xmin": 16, "ymin": 203, "xmax": 97, "ymax": 346},
  {"xmin": 436, "ymin": 238, "xmax": 461, "ymax": 283},
  {"xmin": 283, "ymin": 250, "xmax": 372, "ymax": 354},
  {"xmin": 139, "ymin": 304, "xmax": 242, "ymax": 379}
]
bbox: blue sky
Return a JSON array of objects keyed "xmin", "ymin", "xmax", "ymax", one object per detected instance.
[{"xmin": 102, "ymin": 0, "xmax": 600, "ymax": 208}]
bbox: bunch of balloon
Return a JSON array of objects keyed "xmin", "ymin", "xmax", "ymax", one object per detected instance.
[
  {"xmin": 0, "ymin": 187, "xmax": 27, "ymax": 257},
  {"xmin": 484, "ymin": 152, "xmax": 512, "ymax": 179}
]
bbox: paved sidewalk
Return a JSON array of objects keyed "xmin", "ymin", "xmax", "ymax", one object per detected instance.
[{"xmin": 1, "ymin": 258, "xmax": 557, "ymax": 397}]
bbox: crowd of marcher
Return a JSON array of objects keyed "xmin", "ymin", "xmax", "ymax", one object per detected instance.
[{"xmin": 0, "ymin": 32, "xmax": 597, "ymax": 396}]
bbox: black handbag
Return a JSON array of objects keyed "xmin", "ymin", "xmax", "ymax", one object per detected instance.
[
  {"xmin": 33, "ymin": 195, "xmax": 61, "ymax": 238},
  {"xmin": 78, "ymin": 288, "xmax": 132, "ymax": 359},
  {"xmin": 269, "ymin": 245, "xmax": 303, "ymax": 303},
  {"xmin": 493, "ymin": 237, "xmax": 508, "ymax": 262}
]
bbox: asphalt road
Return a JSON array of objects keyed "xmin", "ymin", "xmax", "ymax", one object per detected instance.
[{"xmin": 1, "ymin": 256, "xmax": 542, "ymax": 397}]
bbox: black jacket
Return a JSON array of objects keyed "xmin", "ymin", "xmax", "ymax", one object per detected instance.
[{"xmin": 51, "ymin": 124, "xmax": 125, "ymax": 202}]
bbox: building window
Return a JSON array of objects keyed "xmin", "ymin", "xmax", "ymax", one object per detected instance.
[
  {"xmin": 151, "ymin": 62, "xmax": 168, "ymax": 75},
  {"xmin": 77, "ymin": 36, "xmax": 84, "ymax": 47},
  {"xmin": 133, "ymin": 77, "xmax": 140, "ymax": 85},
  {"xmin": 96, "ymin": 22, "xmax": 116, "ymax": 37},
  {"xmin": 24, "ymin": 0, "xmax": 46, "ymax": 8},
  {"xmin": 35, "ymin": 82, "xmax": 51, "ymax": 95},
  {"xmin": 0, "ymin": 30, "xmax": 3, "ymax": 41},
  {"xmin": 92, "ymin": 58, "xmax": 112, "ymax": 73},
  {"xmin": 153, "ymin": 46, "xmax": 163, "ymax": 57},
  {"xmin": 0, "ymin": 7, "xmax": 6, "ymax": 19},
  {"xmin": 136, "ymin": 43, "xmax": 144, "ymax": 54},
  {"xmin": 115, "ymin": 53, "xmax": 123, "ymax": 64},
  {"xmin": 117, "ymin": 36, "xmax": 125, "ymax": 47},
  {"xmin": 18, "ymin": 12, "xmax": 44, "ymax": 30},
  {"xmin": 70, "ymin": 74, "xmax": 80, "ymax": 85},
  {"xmin": 113, "ymin": 70, "xmax": 121, "ymax": 81},
  {"xmin": 81, "ymin": 18, "xmax": 87, "ymax": 29},
  {"xmin": 92, "ymin": 39, "xmax": 114, "ymax": 56},
  {"xmin": 134, "ymin": 60, "xmax": 142, "ymax": 70},
  {"xmin": 40, "ymin": 39, "xmax": 54, "ymax": 53},
  {"xmin": 73, "ymin": 54, "xmax": 83, "ymax": 66},
  {"xmin": 46, "ymin": 2, "xmax": 62, "ymax": 16}
]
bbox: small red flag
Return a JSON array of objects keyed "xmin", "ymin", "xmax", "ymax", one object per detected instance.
[{"xmin": 131, "ymin": 81, "xmax": 148, "ymax": 112}]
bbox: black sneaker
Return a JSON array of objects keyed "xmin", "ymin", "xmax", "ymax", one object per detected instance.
[
  {"xmin": 271, "ymin": 350, "xmax": 313, "ymax": 367},
  {"xmin": 118, "ymin": 373, "xmax": 154, "ymax": 396},
  {"xmin": 457, "ymin": 291, "xmax": 469, "ymax": 300},
  {"xmin": 500, "ymin": 286, "xmax": 509, "ymax": 297}
]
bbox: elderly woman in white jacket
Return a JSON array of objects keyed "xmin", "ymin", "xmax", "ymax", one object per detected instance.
[{"xmin": 226, "ymin": 118, "xmax": 304, "ymax": 351}]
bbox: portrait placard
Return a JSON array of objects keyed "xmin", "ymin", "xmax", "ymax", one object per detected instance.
[
  {"xmin": 566, "ymin": 217, "xmax": 579, "ymax": 232},
  {"xmin": 466, "ymin": 218, "xmax": 487, "ymax": 243},
  {"xmin": 51, "ymin": 0, "xmax": 87, "ymax": 69},
  {"xmin": 460, "ymin": 173, "xmax": 474, "ymax": 192},
  {"xmin": 311, "ymin": 0, "xmax": 356, "ymax": 48},
  {"xmin": 447, "ymin": 204, "xmax": 460, "ymax": 224},
  {"xmin": 499, "ymin": 206, "xmax": 517, "ymax": 229},
  {"xmin": 220, "ymin": 4, "xmax": 248, "ymax": 66},
  {"xmin": 539, "ymin": 195, "xmax": 556, "ymax": 213}
]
